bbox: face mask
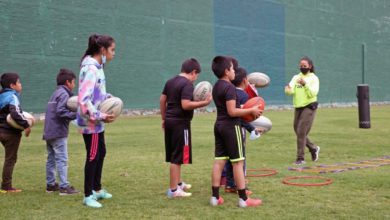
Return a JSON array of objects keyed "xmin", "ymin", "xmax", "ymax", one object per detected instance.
[
  {"xmin": 300, "ymin": 67, "xmax": 310, "ymax": 74},
  {"xmin": 101, "ymin": 54, "xmax": 107, "ymax": 64}
]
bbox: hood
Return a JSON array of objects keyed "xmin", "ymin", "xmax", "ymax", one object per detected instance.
[{"xmin": 81, "ymin": 56, "xmax": 103, "ymax": 69}]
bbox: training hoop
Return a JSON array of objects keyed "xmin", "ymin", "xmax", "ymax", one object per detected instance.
[
  {"xmin": 246, "ymin": 168, "xmax": 278, "ymax": 177},
  {"xmin": 282, "ymin": 176, "xmax": 333, "ymax": 187}
]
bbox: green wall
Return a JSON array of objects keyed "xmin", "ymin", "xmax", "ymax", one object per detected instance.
[{"xmin": 0, "ymin": 0, "xmax": 389, "ymax": 112}]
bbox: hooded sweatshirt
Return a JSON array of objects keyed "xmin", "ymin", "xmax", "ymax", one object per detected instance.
[
  {"xmin": 76, "ymin": 56, "xmax": 109, "ymax": 134},
  {"xmin": 285, "ymin": 72, "xmax": 319, "ymax": 108}
]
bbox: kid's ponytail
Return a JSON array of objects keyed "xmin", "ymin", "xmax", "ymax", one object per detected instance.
[{"xmin": 80, "ymin": 34, "xmax": 115, "ymax": 64}]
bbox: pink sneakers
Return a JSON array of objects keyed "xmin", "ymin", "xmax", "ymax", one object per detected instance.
[
  {"xmin": 238, "ymin": 198, "xmax": 262, "ymax": 207},
  {"xmin": 210, "ymin": 196, "xmax": 224, "ymax": 206}
]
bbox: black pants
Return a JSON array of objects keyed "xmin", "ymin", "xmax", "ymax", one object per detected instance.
[{"xmin": 83, "ymin": 132, "xmax": 106, "ymax": 197}]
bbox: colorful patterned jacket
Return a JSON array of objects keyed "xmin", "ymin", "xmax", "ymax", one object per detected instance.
[{"xmin": 76, "ymin": 56, "xmax": 109, "ymax": 134}]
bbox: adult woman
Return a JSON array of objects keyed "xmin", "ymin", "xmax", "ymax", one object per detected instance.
[{"xmin": 285, "ymin": 56, "xmax": 320, "ymax": 165}]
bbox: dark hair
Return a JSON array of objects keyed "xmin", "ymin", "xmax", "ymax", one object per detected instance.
[
  {"xmin": 301, "ymin": 56, "xmax": 315, "ymax": 72},
  {"xmin": 57, "ymin": 68, "xmax": 76, "ymax": 86},
  {"xmin": 0, "ymin": 72, "xmax": 20, "ymax": 89},
  {"xmin": 81, "ymin": 34, "xmax": 115, "ymax": 62},
  {"xmin": 212, "ymin": 56, "xmax": 232, "ymax": 79},
  {"xmin": 227, "ymin": 56, "xmax": 239, "ymax": 71},
  {"xmin": 231, "ymin": 67, "xmax": 247, "ymax": 86},
  {"xmin": 181, "ymin": 58, "xmax": 201, "ymax": 74}
]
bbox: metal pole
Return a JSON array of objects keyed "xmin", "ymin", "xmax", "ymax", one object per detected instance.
[
  {"xmin": 362, "ymin": 43, "xmax": 366, "ymax": 84},
  {"xmin": 357, "ymin": 43, "xmax": 370, "ymax": 128}
]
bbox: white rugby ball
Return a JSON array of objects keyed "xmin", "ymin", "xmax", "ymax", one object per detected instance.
[
  {"xmin": 66, "ymin": 96, "xmax": 78, "ymax": 112},
  {"xmin": 249, "ymin": 116, "xmax": 272, "ymax": 133},
  {"xmin": 193, "ymin": 81, "xmax": 212, "ymax": 101},
  {"xmin": 6, "ymin": 112, "xmax": 35, "ymax": 130},
  {"xmin": 248, "ymin": 72, "xmax": 270, "ymax": 88},
  {"xmin": 99, "ymin": 97, "xmax": 123, "ymax": 118}
]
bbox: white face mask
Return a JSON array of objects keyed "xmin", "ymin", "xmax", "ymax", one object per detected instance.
[{"xmin": 101, "ymin": 54, "xmax": 107, "ymax": 64}]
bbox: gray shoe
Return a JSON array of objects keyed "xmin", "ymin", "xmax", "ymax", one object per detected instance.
[
  {"xmin": 311, "ymin": 146, "xmax": 320, "ymax": 162},
  {"xmin": 294, "ymin": 160, "xmax": 306, "ymax": 165},
  {"xmin": 59, "ymin": 185, "xmax": 80, "ymax": 196}
]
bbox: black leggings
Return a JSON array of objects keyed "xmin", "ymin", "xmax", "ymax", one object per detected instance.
[{"xmin": 83, "ymin": 132, "xmax": 106, "ymax": 197}]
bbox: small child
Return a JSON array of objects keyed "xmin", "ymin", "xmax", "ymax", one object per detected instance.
[
  {"xmin": 0, "ymin": 72, "xmax": 32, "ymax": 193},
  {"xmin": 43, "ymin": 68, "xmax": 80, "ymax": 195},
  {"xmin": 160, "ymin": 58, "xmax": 212, "ymax": 198},
  {"xmin": 209, "ymin": 56, "xmax": 262, "ymax": 208},
  {"xmin": 224, "ymin": 67, "xmax": 262, "ymax": 194}
]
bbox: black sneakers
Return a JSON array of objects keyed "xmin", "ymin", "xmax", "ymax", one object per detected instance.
[
  {"xmin": 46, "ymin": 183, "xmax": 59, "ymax": 193},
  {"xmin": 59, "ymin": 185, "xmax": 80, "ymax": 196},
  {"xmin": 311, "ymin": 146, "xmax": 320, "ymax": 162}
]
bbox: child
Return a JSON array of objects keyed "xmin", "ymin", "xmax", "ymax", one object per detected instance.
[
  {"xmin": 160, "ymin": 58, "xmax": 212, "ymax": 198},
  {"xmin": 0, "ymin": 72, "xmax": 31, "ymax": 193},
  {"xmin": 43, "ymin": 68, "xmax": 80, "ymax": 195},
  {"xmin": 77, "ymin": 34, "xmax": 116, "ymax": 208},
  {"xmin": 209, "ymin": 56, "xmax": 262, "ymax": 207},
  {"xmin": 224, "ymin": 67, "xmax": 262, "ymax": 194}
]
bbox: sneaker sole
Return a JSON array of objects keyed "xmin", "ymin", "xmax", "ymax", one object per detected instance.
[
  {"xmin": 239, "ymin": 200, "xmax": 263, "ymax": 207},
  {"xmin": 84, "ymin": 203, "xmax": 102, "ymax": 208},
  {"xmin": 314, "ymin": 147, "xmax": 320, "ymax": 162},
  {"xmin": 59, "ymin": 192, "xmax": 80, "ymax": 196},
  {"xmin": 2, "ymin": 188, "xmax": 22, "ymax": 193}
]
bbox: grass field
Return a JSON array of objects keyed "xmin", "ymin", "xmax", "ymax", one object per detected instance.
[{"xmin": 0, "ymin": 106, "xmax": 389, "ymax": 219}]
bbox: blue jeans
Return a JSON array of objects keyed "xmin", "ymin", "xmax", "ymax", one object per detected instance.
[{"xmin": 46, "ymin": 138, "xmax": 69, "ymax": 188}]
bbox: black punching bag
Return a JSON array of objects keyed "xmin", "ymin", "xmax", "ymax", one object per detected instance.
[{"xmin": 357, "ymin": 84, "xmax": 370, "ymax": 128}]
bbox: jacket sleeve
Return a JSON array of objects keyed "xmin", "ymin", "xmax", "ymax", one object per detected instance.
[
  {"xmin": 78, "ymin": 68, "xmax": 106, "ymax": 122},
  {"xmin": 285, "ymin": 75, "xmax": 297, "ymax": 95},
  {"xmin": 304, "ymin": 75, "xmax": 319, "ymax": 99},
  {"xmin": 9, "ymin": 104, "xmax": 30, "ymax": 129},
  {"xmin": 56, "ymin": 92, "xmax": 76, "ymax": 120}
]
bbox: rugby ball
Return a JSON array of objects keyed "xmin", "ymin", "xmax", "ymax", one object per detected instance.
[
  {"xmin": 6, "ymin": 112, "xmax": 35, "ymax": 130},
  {"xmin": 248, "ymin": 72, "xmax": 270, "ymax": 88},
  {"xmin": 250, "ymin": 116, "xmax": 272, "ymax": 133},
  {"xmin": 241, "ymin": 97, "xmax": 265, "ymax": 122},
  {"xmin": 66, "ymin": 96, "xmax": 78, "ymax": 112},
  {"xmin": 193, "ymin": 81, "xmax": 212, "ymax": 101},
  {"xmin": 99, "ymin": 97, "xmax": 123, "ymax": 118}
]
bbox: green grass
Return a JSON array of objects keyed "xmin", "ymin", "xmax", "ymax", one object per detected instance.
[{"xmin": 0, "ymin": 106, "xmax": 389, "ymax": 219}]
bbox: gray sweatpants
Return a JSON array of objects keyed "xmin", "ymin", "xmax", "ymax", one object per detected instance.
[{"xmin": 293, "ymin": 107, "xmax": 317, "ymax": 161}]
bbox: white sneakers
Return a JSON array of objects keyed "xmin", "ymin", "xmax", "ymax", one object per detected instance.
[
  {"xmin": 167, "ymin": 182, "xmax": 192, "ymax": 198},
  {"xmin": 178, "ymin": 182, "xmax": 192, "ymax": 191},
  {"xmin": 249, "ymin": 130, "xmax": 261, "ymax": 140},
  {"xmin": 166, "ymin": 188, "xmax": 192, "ymax": 198}
]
